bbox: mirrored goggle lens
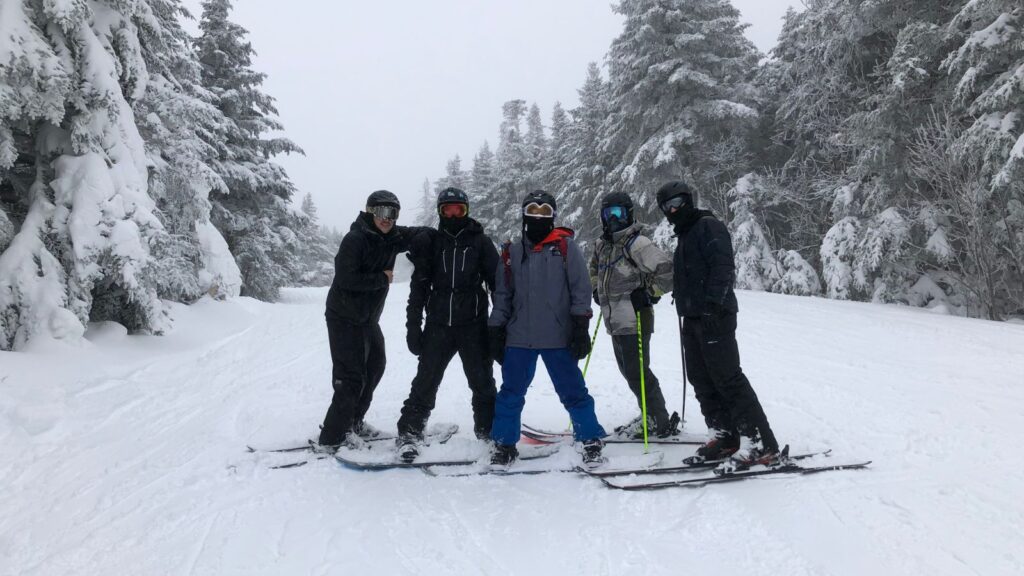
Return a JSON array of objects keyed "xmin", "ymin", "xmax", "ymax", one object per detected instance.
[
  {"xmin": 439, "ymin": 203, "xmax": 468, "ymax": 218},
  {"xmin": 369, "ymin": 205, "xmax": 399, "ymax": 220},
  {"xmin": 659, "ymin": 195, "xmax": 688, "ymax": 213},
  {"xmin": 601, "ymin": 206, "xmax": 628, "ymax": 222},
  {"xmin": 523, "ymin": 202, "xmax": 554, "ymax": 218}
]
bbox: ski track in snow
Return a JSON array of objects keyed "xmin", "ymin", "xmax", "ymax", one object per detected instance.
[{"xmin": 2, "ymin": 285, "xmax": 1023, "ymax": 575}]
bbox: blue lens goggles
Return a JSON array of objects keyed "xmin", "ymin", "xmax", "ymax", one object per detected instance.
[{"xmin": 601, "ymin": 206, "xmax": 628, "ymax": 222}]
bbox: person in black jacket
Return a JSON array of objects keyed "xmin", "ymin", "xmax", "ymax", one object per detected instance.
[
  {"xmin": 396, "ymin": 188, "xmax": 499, "ymax": 461},
  {"xmin": 318, "ymin": 190, "xmax": 433, "ymax": 450},
  {"xmin": 657, "ymin": 180, "xmax": 780, "ymax": 466}
]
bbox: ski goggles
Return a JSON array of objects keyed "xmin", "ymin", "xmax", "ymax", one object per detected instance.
[
  {"xmin": 601, "ymin": 206, "xmax": 629, "ymax": 222},
  {"xmin": 523, "ymin": 202, "xmax": 554, "ymax": 218},
  {"xmin": 439, "ymin": 203, "xmax": 469, "ymax": 218},
  {"xmin": 367, "ymin": 205, "xmax": 400, "ymax": 221},
  {"xmin": 658, "ymin": 195, "xmax": 690, "ymax": 214}
]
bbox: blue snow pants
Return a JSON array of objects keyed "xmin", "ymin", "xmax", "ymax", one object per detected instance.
[{"xmin": 490, "ymin": 347, "xmax": 607, "ymax": 445}]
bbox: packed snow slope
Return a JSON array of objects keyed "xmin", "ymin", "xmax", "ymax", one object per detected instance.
[{"xmin": 2, "ymin": 283, "xmax": 1023, "ymax": 576}]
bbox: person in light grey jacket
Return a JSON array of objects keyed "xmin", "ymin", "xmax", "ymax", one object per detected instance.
[
  {"xmin": 590, "ymin": 192, "xmax": 677, "ymax": 439},
  {"xmin": 487, "ymin": 190, "xmax": 607, "ymax": 469}
]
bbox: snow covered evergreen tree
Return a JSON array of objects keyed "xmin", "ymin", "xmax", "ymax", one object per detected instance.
[
  {"xmin": 468, "ymin": 141, "xmax": 495, "ymax": 206},
  {"xmin": 415, "ymin": 178, "xmax": 435, "ymax": 226},
  {"xmin": 603, "ymin": 0, "xmax": 761, "ymax": 220},
  {"xmin": 194, "ymin": 0, "xmax": 304, "ymax": 302},
  {"xmin": 474, "ymin": 100, "xmax": 531, "ymax": 241},
  {"xmin": 0, "ymin": 0, "xmax": 179, "ymax": 349},
  {"xmin": 558, "ymin": 63, "xmax": 611, "ymax": 241},
  {"xmin": 291, "ymin": 193, "xmax": 333, "ymax": 286}
]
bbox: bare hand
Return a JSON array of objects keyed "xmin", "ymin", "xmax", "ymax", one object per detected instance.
[{"xmin": 384, "ymin": 270, "xmax": 394, "ymax": 283}]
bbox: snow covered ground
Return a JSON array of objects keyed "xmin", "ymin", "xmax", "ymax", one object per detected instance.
[{"xmin": 2, "ymin": 282, "xmax": 1023, "ymax": 575}]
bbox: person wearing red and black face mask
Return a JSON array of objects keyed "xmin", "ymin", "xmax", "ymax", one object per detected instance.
[
  {"xmin": 395, "ymin": 187, "xmax": 499, "ymax": 462},
  {"xmin": 318, "ymin": 190, "xmax": 435, "ymax": 451},
  {"xmin": 487, "ymin": 190, "xmax": 607, "ymax": 470},
  {"xmin": 657, "ymin": 180, "xmax": 780, "ymax": 468}
]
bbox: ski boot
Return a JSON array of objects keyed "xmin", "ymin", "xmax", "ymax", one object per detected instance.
[
  {"xmin": 396, "ymin": 434, "xmax": 420, "ymax": 463},
  {"xmin": 654, "ymin": 412, "xmax": 682, "ymax": 439},
  {"xmin": 613, "ymin": 414, "xmax": 649, "ymax": 440},
  {"xmin": 581, "ymin": 438, "xmax": 606, "ymax": 468},
  {"xmin": 725, "ymin": 434, "xmax": 781, "ymax": 471},
  {"xmin": 684, "ymin": 428, "xmax": 739, "ymax": 464},
  {"xmin": 490, "ymin": 443, "xmax": 518, "ymax": 471},
  {"xmin": 353, "ymin": 420, "xmax": 385, "ymax": 440}
]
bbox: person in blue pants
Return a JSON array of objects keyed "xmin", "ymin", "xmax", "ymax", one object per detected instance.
[{"xmin": 487, "ymin": 190, "xmax": 607, "ymax": 469}]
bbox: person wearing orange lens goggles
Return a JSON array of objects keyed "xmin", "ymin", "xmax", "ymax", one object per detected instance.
[{"xmin": 397, "ymin": 187, "xmax": 499, "ymax": 462}]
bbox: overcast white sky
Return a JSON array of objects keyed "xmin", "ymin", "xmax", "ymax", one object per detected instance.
[{"xmin": 180, "ymin": 1, "xmax": 800, "ymax": 229}]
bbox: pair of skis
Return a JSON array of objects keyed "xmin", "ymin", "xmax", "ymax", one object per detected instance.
[
  {"xmin": 520, "ymin": 423, "xmax": 706, "ymax": 446},
  {"xmin": 583, "ymin": 447, "xmax": 871, "ymax": 490},
  {"xmin": 247, "ymin": 423, "xmax": 460, "ymax": 469}
]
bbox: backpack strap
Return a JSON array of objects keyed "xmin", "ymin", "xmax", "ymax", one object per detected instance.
[{"xmin": 501, "ymin": 240, "xmax": 513, "ymax": 289}]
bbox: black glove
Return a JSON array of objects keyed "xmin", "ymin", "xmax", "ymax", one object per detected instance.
[
  {"xmin": 570, "ymin": 315, "xmax": 592, "ymax": 360},
  {"xmin": 629, "ymin": 287, "xmax": 652, "ymax": 312},
  {"xmin": 650, "ymin": 294, "xmax": 662, "ymax": 305},
  {"xmin": 488, "ymin": 326, "xmax": 507, "ymax": 366},
  {"xmin": 702, "ymin": 301, "xmax": 724, "ymax": 334},
  {"xmin": 406, "ymin": 324, "xmax": 423, "ymax": 356},
  {"xmin": 592, "ymin": 289, "xmax": 600, "ymax": 306}
]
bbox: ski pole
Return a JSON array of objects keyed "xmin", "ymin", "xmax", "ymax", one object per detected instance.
[
  {"xmin": 637, "ymin": 311, "xmax": 649, "ymax": 452},
  {"xmin": 677, "ymin": 314, "xmax": 687, "ymax": 426},
  {"xmin": 582, "ymin": 312, "xmax": 602, "ymax": 379}
]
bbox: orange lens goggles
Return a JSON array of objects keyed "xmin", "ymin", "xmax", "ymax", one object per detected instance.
[{"xmin": 439, "ymin": 203, "xmax": 468, "ymax": 218}]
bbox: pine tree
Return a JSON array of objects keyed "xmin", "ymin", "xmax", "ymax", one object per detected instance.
[
  {"xmin": 559, "ymin": 62, "xmax": 612, "ymax": 241},
  {"xmin": 523, "ymin": 103, "xmax": 548, "ymax": 192},
  {"xmin": 475, "ymin": 100, "xmax": 531, "ymax": 241},
  {"xmin": 292, "ymin": 193, "xmax": 333, "ymax": 286},
  {"xmin": 416, "ymin": 177, "xmax": 435, "ymax": 226},
  {"xmin": 195, "ymin": 0, "xmax": 304, "ymax": 302},
  {"xmin": 0, "ymin": 0, "xmax": 176, "ymax": 349},
  {"xmin": 469, "ymin": 141, "xmax": 496, "ymax": 207},
  {"xmin": 603, "ymin": 0, "xmax": 761, "ymax": 220}
]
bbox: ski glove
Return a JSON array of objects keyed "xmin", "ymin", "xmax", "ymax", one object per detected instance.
[
  {"xmin": 406, "ymin": 325, "xmax": 423, "ymax": 356},
  {"xmin": 630, "ymin": 287, "xmax": 652, "ymax": 312},
  {"xmin": 488, "ymin": 326, "xmax": 507, "ymax": 366},
  {"xmin": 592, "ymin": 289, "xmax": 600, "ymax": 306},
  {"xmin": 702, "ymin": 301, "xmax": 725, "ymax": 334},
  {"xmin": 570, "ymin": 315, "xmax": 592, "ymax": 361}
]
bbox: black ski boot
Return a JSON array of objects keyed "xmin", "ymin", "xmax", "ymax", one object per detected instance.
[
  {"xmin": 396, "ymin": 434, "xmax": 420, "ymax": 463},
  {"xmin": 582, "ymin": 439, "xmax": 606, "ymax": 468},
  {"xmin": 686, "ymin": 428, "xmax": 739, "ymax": 464},
  {"xmin": 353, "ymin": 420, "xmax": 384, "ymax": 440},
  {"xmin": 490, "ymin": 443, "xmax": 518, "ymax": 471},
  {"xmin": 654, "ymin": 412, "xmax": 682, "ymax": 439}
]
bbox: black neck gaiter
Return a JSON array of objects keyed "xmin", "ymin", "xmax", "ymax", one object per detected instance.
[{"xmin": 523, "ymin": 216, "xmax": 554, "ymax": 245}]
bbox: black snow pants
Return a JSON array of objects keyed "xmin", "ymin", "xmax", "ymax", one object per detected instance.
[
  {"xmin": 682, "ymin": 313, "xmax": 778, "ymax": 451},
  {"xmin": 611, "ymin": 323, "xmax": 670, "ymax": 427},
  {"xmin": 319, "ymin": 310, "xmax": 386, "ymax": 446},
  {"xmin": 397, "ymin": 321, "xmax": 496, "ymax": 439}
]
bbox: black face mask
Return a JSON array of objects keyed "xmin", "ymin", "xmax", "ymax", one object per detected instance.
[
  {"xmin": 667, "ymin": 205, "xmax": 700, "ymax": 231},
  {"xmin": 523, "ymin": 216, "xmax": 554, "ymax": 244},
  {"xmin": 602, "ymin": 215, "xmax": 632, "ymax": 238},
  {"xmin": 440, "ymin": 216, "xmax": 469, "ymax": 234}
]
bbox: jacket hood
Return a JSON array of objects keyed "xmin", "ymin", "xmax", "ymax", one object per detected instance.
[{"xmin": 527, "ymin": 226, "xmax": 574, "ymax": 250}]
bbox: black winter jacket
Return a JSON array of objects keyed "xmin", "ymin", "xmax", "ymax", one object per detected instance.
[
  {"xmin": 326, "ymin": 212, "xmax": 431, "ymax": 325},
  {"xmin": 672, "ymin": 211, "xmax": 739, "ymax": 318},
  {"xmin": 406, "ymin": 218, "xmax": 499, "ymax": 328}
]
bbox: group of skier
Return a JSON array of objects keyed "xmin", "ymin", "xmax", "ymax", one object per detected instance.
[{"xmin": 317, "ymin": 182, "xmax": 779, "ymax": 469}]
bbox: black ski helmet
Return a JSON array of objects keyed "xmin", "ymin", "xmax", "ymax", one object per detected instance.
[
  {"xmin": 436, "ymin": 187, "xmax": 468, "ymax": 207},
  {"xmin": 366, "ymin": 189, "xmax": 401, "ymax": 208},
  {"xmin": 655, "ymin": 180, "xmax": 695, "ymax": 210},
  {"xmin": 522, "ymin": 190, "xmax": 557, "ymax": 214},
  {"xmin": 600, "ymin": 191, "xmax": 635, "ymax": 233}
]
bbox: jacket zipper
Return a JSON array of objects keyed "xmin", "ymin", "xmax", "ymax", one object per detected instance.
[{"xmin": 449, "ymin": 244, "xmax": 456, "ymax": 326}]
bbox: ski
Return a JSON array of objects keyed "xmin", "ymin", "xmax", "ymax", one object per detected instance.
[
  {"xmin": 426, "ymin": 449, "xmax": 664, "ymax": 478},
  {"xmin": 581, "ymin": 449, "xmax": 833, "ymax": 478},
  {"xmin": 336, "ymin": 443, "xmax": 560, "ymax": 472},
  {"xmin": 521, "ymin": 424, "xmax": 705, "ymax": 445},
  {"xmin": 264, "ymin": 423, "xmax": 459, "ymax": 469},
  {"xmin": 599, "ymin": 460, "xmax": 872, "ymax": 490}
]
